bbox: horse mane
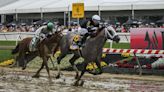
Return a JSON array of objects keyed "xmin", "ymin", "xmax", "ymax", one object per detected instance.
[{"xmin": 90, "ymin": 27, "xmax": 105, "ymax": 38}]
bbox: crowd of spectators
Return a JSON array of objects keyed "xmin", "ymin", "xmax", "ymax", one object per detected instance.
[
  {"xmin": 0, "ymin": 19, "xmax": 164, "ymax": 33},
  {"xmin": 106, "ymin": 19, "xmax": 164, "ymax": 32},
  {"xmin": 0, "ymin": 22, "xmax": 46, "ymax": 32}
]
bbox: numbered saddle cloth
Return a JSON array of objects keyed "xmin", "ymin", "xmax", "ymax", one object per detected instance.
[{"xmin": 70, "ymin": 35, "xmax": 82, "ymax": 50}]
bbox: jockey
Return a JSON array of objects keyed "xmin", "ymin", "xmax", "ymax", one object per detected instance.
[
  {"xmin": 79, "ymin": 14, "xmax": 101, "ymax": 46},
  {"xmin": 30, "ymin": 22, "xmax": 54, "ymax": 51}
]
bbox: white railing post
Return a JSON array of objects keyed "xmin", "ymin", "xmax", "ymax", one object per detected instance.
[{"xmin": 110, "ymin": 41, "xmax": 113, "ymax": 48}]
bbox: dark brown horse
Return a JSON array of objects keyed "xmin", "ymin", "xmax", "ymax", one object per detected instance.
[{"xmin": 11, "ymin": 30, "xmax": 63, "ymax": 81}]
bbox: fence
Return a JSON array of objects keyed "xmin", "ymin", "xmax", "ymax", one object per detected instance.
[
  {"xmin": 0, "ymin": 32, "xmax": 130, "ymax": 46},
  {"xmin": 103, "ymin": 48, "xmax": 164, "ymax": 75}
]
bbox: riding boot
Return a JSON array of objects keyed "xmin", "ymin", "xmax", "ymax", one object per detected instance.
[{"xmin": 80, "ymin": 33, "xmax": 89, "ymax": 47}]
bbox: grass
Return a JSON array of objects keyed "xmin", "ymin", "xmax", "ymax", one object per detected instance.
[
  {"xmin": 104, "ymin": 42, "xmax": 130, "ymax": 49},
  {"xmin": 0, "ymin": 41, "xmax": 130, "ymax": 48},
  {"xmin": 0, "ymin": 41, "xmax": 17, "ymax": 46},
  {"xmin": 0, "ymin": 50, "xmax": 13, "ymax": 62},
  {"xmin": 0, "ymin": 41, "xmax": 16, "ymax": 62}
]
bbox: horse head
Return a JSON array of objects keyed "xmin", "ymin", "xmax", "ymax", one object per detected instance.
[{"xmin": 104, "ymin": 25, "xmax": 120, "ymax": 43}]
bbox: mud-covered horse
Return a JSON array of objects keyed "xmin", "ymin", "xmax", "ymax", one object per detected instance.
[
  {"xmin": 11, "ymin": 30, "xmax": 63, "ymax": 81},
  {"xmin": 56, "ymin": 25, "xmax": 120, "ymax": 86}
]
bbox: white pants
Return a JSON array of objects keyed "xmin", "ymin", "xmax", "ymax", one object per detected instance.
[{"xmin": 78, "ymin": 28, "xmax": 88, "ymax": 35}]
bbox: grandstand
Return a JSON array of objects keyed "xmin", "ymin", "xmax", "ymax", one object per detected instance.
[{"xmin": 0, "ymin": 0, "xmax": 164, "ymax": 25}]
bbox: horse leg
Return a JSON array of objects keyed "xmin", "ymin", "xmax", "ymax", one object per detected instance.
[
  {"xmin": 95, "ymin": 59, "xmax": 103, "ymax": 75},
  {"xmin": 56, "ymin": 53, "xmax": 66, "ymax": 79},
  {"xmin": 26, "ymin": 52, "xmax": 38, "ymax": 64},
  {"xmin": 43, "ymin": 57, "xmax": 52, "ymax": 82},
  {"xmin": 52, "ymin": 44, "xmax": 59, "ymax": 57},
  {"xmin": 18, "ymin": 51, "xmax": 27, "ymax": 70},
  {"xmin": 10, "ymin": 56, "xmax": 19, "ymax": 68},
  {"xmin": 49, "ymin": 56, "xmax": 55, "ymax": 70},
  {"xmin": 32, "ymin": 61, "xmax": 44, "ymax": 78},
  {"xmin": 22, "ymin": 54, "xmax": 28, "ymax": 70},
  {"xmin": 69, "ymin": 55, "xmax": 80, "ymax": 79},
  {"xmin": 74, "ymin": 61, "xmax": 88, "ymax": 86}
]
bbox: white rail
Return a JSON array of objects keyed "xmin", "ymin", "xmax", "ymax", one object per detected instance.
[{"xmin": 0, "ymin": 32, "xmax": 130, "ymax": 43}]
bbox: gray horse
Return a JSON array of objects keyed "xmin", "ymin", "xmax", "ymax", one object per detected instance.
[{"xmin": 56, "ymin": 25, "xmax": 120, "ymax": 86}]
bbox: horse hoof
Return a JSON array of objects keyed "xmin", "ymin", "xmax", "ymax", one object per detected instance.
[
  {"xmin": 79, "ymin": 80, "xmax": 84, "ymax": 86},
  {"xmin": 32, "ymin": 75, "xmax": 40, "ymax": 78},
  {"xmin": 75, "ymin": 75, "xmax": 79, "ymax": 79},
  {"xmin": 73, "ymin": 81, "xmax": 79, "ymax": 86},
  {"xmin": 55, "ymin": 74, "xmax": 60, "ymax": 79},
  {"xmin": 22, "ymin": 67, "xmax": 26, "ymax": 70}
]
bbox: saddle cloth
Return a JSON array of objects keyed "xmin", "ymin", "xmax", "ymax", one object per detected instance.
[
  {"xmin": 29, "ymin": 39, "xmax": 37, "ymax": 52},
  {"xmin": 70, "ymin": 35, "xmax": 82, "ymax": 50}
]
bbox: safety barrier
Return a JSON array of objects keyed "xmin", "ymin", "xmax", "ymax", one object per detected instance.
[
  {"xmin": 103, "ymin": 48, "xmax": 164, "ymax": 75},
  {"xmin": 103, "ymin": 48, "xmax": 164, "ymax": 54}
]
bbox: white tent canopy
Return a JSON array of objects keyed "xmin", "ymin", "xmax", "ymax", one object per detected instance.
[{"xmin": 0, "ymin": 0, "xmax": 164, "ymax": 14}]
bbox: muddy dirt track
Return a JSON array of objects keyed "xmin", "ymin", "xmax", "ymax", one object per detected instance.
[{"xmin": 0, "ymin": 67, "xmax": 164, "ymax": 92}]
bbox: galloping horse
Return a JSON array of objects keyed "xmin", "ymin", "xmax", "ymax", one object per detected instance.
[
  {"xmin": 11, "ymin": 29, "xmax": 63, "ymax": 81},
  {"xmin": 56, "ymin": 25, "xmax": 120, "ymax": 86}
]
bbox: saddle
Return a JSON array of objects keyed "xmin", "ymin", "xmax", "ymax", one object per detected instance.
[{"xmin": 29, "ymin": 38, "xmax": 42, "ymax": 52}]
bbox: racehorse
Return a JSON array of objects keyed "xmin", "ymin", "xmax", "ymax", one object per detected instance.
[
  {"xmin": 55, "ymin": 25, "xmax": 120, "ymax": 86},
  {"xmin": 11, "ymin": 29, "xmax": 63, "ymax": 81}
]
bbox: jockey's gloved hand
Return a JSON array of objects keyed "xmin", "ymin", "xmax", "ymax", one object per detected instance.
[
  {"xmin": 91, "ymin": 27, "xmax": 98, "ymax": 31},
  {"xmin": 40, "ymin": 34, "xmax": 46, "ymax": 38},
  {"xmin": 87, "ymin": 26, "xmax": 92, "ymax": 32},
  {"xmin": 46, "ymin": 33, "xmax": 52, "ymax": 38}
]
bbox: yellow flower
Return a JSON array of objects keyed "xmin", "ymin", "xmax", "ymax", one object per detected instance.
[
  {"xmin": 0, "ymin": 59, "xmax": 14, "ymax": 67},
  {"xmin": 121, "ymin": 52, "xmax": 131, "ymax": 57},
  {"xmin": 102, "ymin": 53, "xmax": 106, "ymax": 58},
  {"xmin": 86, "ymin": 61, "xmax": 107, "ymax": 70},
  {"xmin": 100, "ymin": 61, "xmax": 107, "ymax": 66},
  {"xmin": 86, "ymin": 64, "xmax": 94, "ymax": 70}
]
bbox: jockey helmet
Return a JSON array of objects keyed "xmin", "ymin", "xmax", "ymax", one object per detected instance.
[
  {"xmin": 92, "ymin": 15, "xmax": 101, "ymax": 26},
  {"xmin": 47, "ymin": 22, "xmax": 53, "ymax": 30}
]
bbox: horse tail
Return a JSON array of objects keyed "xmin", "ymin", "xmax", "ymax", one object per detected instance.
[{"xmin": 11, "ymin": 44, "xmax": 19, "ymax": 54}]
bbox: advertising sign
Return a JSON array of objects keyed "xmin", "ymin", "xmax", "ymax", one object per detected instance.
[
  {"xmin": 130, "ymin": 28, "xmax": 164, "ymax": 50},
  {"xmin": 72, "ymin": 3, "xmax": 84, "ymax": 18}
]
